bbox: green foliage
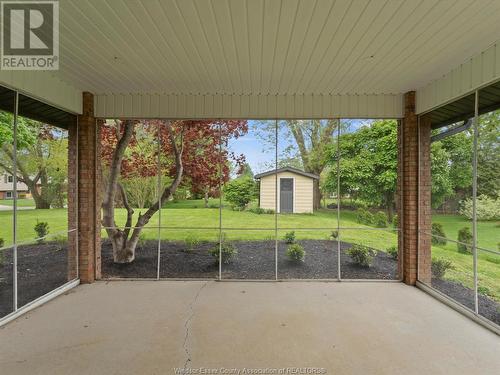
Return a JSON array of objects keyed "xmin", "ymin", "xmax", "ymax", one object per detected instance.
[
  {"xmin": 431, "ymin": 258, "xmax": 454, "ymax": 279},
  {"xmin": 247, "ymin": 207, "xmax": 274, "ymax": 215},
  {"xmin": 283, "ymin": 231, "xmax": 296, "ymax": 244},
  {"xmin": 286, "ymin": 243, "xmax": 305, "ymax": 262},
  {"xmin": 208, "ymin": 234, "xmax": 237, "ymax": 264},
  {"xmin": 457, "ymin": 227, "xmax": 473, "ymax": 253},
  {"xmin": 34, "ymin": 221, "xmax": 49, "ymax": 242},
  {"xmin": 324, "ymin": 120, "xmax": 397, "ymax": 213},
  {"xmin": 460, "ymin": 194, "xmax": 500, "ymax": 221},
  {"xmin": 224, "ymin": 177, "xmax": 255, "ymax": 209},
  {"xmin": 356, "ymin": 208, "xmax": 373, "ymax": 225},
  {"xmin": 386, "ymin": 246, "xmax": 398, "ymax": 260},
  {"xmin": 330, "ymin": 230, "xmax": 338, "ymax": 239},
  {"xmin": 0, "ymin": 238, "xmax": 4, "ymax": 248},
  {"xmin": 373, "ymin": 211, "xmax": 388, "ymax": 228},
  {"xmin": 392, "ymin": 214, "xmax": 398, "ymax": 228},
  {"xmin": 346, "ymin": 244, "xmax": 375, "ymax": 267},
  {"xmin": 184, "ymin": 233, "xmax": 200, "ymax": 252},
  {"xmin": 431, "ymin": 223, "xmax": 447, "ymax": 245},
  {"xmin": 52, "ymin": 234, "xmax": 67, "ymax": 251}
]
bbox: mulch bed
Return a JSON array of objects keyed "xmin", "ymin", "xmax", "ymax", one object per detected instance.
[
  {"xmin": 0, "ymin": 242, "xmax": 69, "ymax": 318},
  {"xmin": 101, "ymin": 239, "xmax": 398, "ymax": 280},
  {"xmin": 431, "ymin": 278, "xmax": 500, "ymax": 326},
  {"xmin": 1, "ymin": 239, "xmax": 499, "ymax": 328}
]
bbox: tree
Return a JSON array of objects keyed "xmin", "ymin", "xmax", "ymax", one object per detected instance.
[
  {"xmin": 0, "ymin": 112, "xmax": 68, "ymax": 209},
  {"xmin": 101, "ymin": 119, "xmax": 248, "ymax": 263},
  {"xmin": 324, "ymin": 120, "xmax": 398, "ymax": 219},
  {"xmin": 477, "ymin": 110, "xmax": 500, "ymax": 198},
  {"xmin": 256, "ymin": 120, "xmax": 339, "ymax": 209}
]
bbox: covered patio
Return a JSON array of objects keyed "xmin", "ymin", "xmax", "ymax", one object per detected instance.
[
  {"xmin": 0, "ymin": 0, "xmax": 499, "ymax": 372},
  {"xmin": 1, "ymin": 281, "xmax": 499, "ymax": 374}
]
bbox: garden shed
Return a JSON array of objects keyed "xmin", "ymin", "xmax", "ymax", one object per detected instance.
[{"xmin": 255, "ymin": 167, "xmax": 319, "ymax": 213}]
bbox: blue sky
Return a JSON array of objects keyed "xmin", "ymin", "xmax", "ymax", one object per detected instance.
[{"xmin": 227, "ymin": 119, "xmax": 371, "ymax": 175}]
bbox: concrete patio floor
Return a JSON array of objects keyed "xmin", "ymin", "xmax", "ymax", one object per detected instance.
[{"xmin": 0, "ymin": 281, "xmax": 498, "ymax": 375}]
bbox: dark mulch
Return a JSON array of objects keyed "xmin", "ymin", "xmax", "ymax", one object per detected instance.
[
  {"xmin": 0, "ymin": 242, "xmax": 69, "ymax": 318},
  {"xmin": 431, "ymin": 278, "xmax": 500, "ymax": 326},
  {"xmin": 102, "ymin": 239, "xmax": 398, "ymax": 280}
]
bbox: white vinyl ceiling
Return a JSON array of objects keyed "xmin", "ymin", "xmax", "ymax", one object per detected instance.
[{"xmin": 58, "ymin": 0, "xmax": 500, "ymax": 96}]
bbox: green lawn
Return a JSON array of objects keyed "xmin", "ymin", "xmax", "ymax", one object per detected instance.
[
  {"xmin": 0, "ymin": 200, "xmax": 498, "ymax": 301},
  {"xmin": 0, "ymin": 198, "xmax": 36, "ymax": 207}
]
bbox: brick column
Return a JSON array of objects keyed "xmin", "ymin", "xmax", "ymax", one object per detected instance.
[
  {"xmin": 73, "ymin": 92, "xmax": 101, "ymax": 283},
  {"xmin": 399, "ymin": 92, "xmax": 431, "ymax": 285}
]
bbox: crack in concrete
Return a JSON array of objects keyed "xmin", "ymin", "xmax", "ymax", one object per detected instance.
[{"xmin": 183, "ymin": 281, "xmax": 209, "ymax": 369}]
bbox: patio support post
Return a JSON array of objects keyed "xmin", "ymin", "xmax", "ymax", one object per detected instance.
[
  {"xmin": 400, "ymin": 91, "xmax": 431, "ymax": 285},
  {"xmin": 71, "ymin": 92, "xmax": 101, "ymax": 283}
]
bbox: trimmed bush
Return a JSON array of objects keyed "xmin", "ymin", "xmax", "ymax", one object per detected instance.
[
  {"xmin": 184, "ymin": 233, "xmax": 200, "ymax": 252},
  {"xmin": 346, "ymin": 244, "xmax": 375, "ymax": 267},
  {"xmin": 457, "ymin": 227, "xmax": 473, "ymax": 253},
  {"xmin": 356, "ymin": 208, "xmax": 374, "ymax": 225},
  {"xmin": 286, "ymin": 243, "xmax": 305, "ymax": 262},
  {"xmin": 373, "ymin": 211, "xmax": 388, "ymax": 228},
  {"xmin": 209, "ymin": 234, "xmax": 237, "ymax": 264},
  {"xmin": 392, "ymin": 214, "xmax": 398, "ymax": 228},
  {"xmin": 224, "ymin": 177, "xmax": 255, "ymax": 209},
  {"xmin": 34, "ymin": 221, "xmax": 49, "ymax": 243},
  {"xmin": 431, "ymin": 223, "xmax": 447, "ymax": 245},
  {"xmin": 330, "ymin": 230, "xmax": 338, "ymax": 240},
  {"xmin": 386, "ymin": 245, "xmax": 398, "ymax": 260},
  {"xmin": 284, "ymin": 231, "xmax": 296, "ymax": 244},
  {"xmin": 431, "ymin": 258, "xmax": 454, "ymax": 279}
]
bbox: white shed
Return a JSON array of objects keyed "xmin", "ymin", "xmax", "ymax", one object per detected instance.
[{"xmin": 255, "ymin": 167, "xmax": 319, "ymax": 214}]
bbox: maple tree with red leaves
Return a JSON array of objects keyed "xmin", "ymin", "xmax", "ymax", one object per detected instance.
[{"xmin": 100, "ymin": 119, "xmax": 247, "ymax": 263}]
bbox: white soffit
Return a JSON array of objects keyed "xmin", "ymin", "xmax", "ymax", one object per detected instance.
[
  {"xmin": 417, "ymin": 42, "xmax": 500, "ymax": 114},
  {"xmin": 4, "ymin": 1, "xmax": 500, "ymax": 117}
]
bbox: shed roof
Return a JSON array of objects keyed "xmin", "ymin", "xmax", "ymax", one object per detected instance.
[{"xmin": 254, "ymin": 167, "xmax": 319, "ymax": 180}]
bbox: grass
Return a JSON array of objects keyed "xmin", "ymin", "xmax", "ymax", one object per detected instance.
[
  {"xmin": 0, "ymin": 199, "xmax": 498, "ymax": 302},
  {"xmin": 0, "ymin": 198, "xmax": 36, "ymax": 207}
]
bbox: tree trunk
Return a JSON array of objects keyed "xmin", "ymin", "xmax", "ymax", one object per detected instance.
[
  {"xmin": 204, "ymin": 190, "xmax": 209, "ymax": 208},
  {"xmin": 313, "ymin": 178, "xmax": 322, "ymax": 210}
]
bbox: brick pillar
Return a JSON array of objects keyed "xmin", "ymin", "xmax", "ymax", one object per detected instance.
[
  {"xmin": 400, "ymin": 92, "xmax": 431, "ymax": 285},
  {"xmin": 74, "ymin": 92, "xmax": 101, "ymax": 283}
]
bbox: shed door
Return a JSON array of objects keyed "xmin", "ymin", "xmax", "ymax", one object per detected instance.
[{"xmin": 280, "ymin": 178, "xmax": 293, "ymax": 213}]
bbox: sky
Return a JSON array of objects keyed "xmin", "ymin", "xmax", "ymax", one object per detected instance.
[{"xmin": 227, "ymin": 119, "xmax": 372, "ymax": 175}]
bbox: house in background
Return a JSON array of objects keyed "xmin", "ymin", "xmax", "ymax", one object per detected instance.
[
  {"xmin": 0, "ymin": 171, "xmax": 31, "ymax": 200},
  {"xmin": 255, "ymin": 167, "xmax": 319, "ymax": 213}
]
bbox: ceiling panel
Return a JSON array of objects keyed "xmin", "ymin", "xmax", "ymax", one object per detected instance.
[{"xmin": 55, "ymin": 0, "xmax": 500, "ymax": 96}]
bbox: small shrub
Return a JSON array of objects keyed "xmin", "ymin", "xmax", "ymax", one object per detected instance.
[
  {"xmin": 478, "ymin": 286, "xmax": 491, "ymax": 297},
  {"xmin": 284, "ymin": 231, "xmax": 296, "ymax": 244},
  {"xmin": 346, "ymin": 244, "xmax": 375, "ymax": 267},
  {"xmin": 356, "ymin": 208, "xmax": 374, "ymax": 226},
  {"xmin": 392, "ymin": 214, "xmax": 398, "ymax": 228},
  {"xmin": 373, "ymin": 211, "xmax": 388, "ymax": 228},
  {"xmin": 330, "ymin": 230, "xmax": 338, "ymax": 240},
  {"xmin": 248, "ymin": 207, "xmax": 265, "ymax": 214},
  {"xmin": 386, "ymin": 245, "xmax": 398, "ymax": 260},
  {"xmin": 431, "ymin": 223, "xmax": 447, "ymax": 245},
  {"xmin": 0, "ymin": 238, "xmax": 4, "ymax": 248},
  {"xmin": 34, "ymin": 221, "xmax": 49, "ymax": 243},
  {"xmin": 431, "ymin": 258, "xmax": 454, "ymax": 279},
  {"xmin": 208, "ymin": 234, "xmax": 237, "ymax": 264},
  {"xmin": 457, "ymin": 227, "xmax": 473, "ymax": 253},
  {"xmin": 286, "ymin": 243, "xmax": 305, "ymax": 262},
  {"xmin": 224, "ymin": 177, "xmax": 256, "ymax": 209},
  {"xmin": 184, "ymin": 233, "xmax": 200, "ymax": 252},
  {"xmin": 264, "ymin": 209, "xmax": 275, "ymax": 214}
]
